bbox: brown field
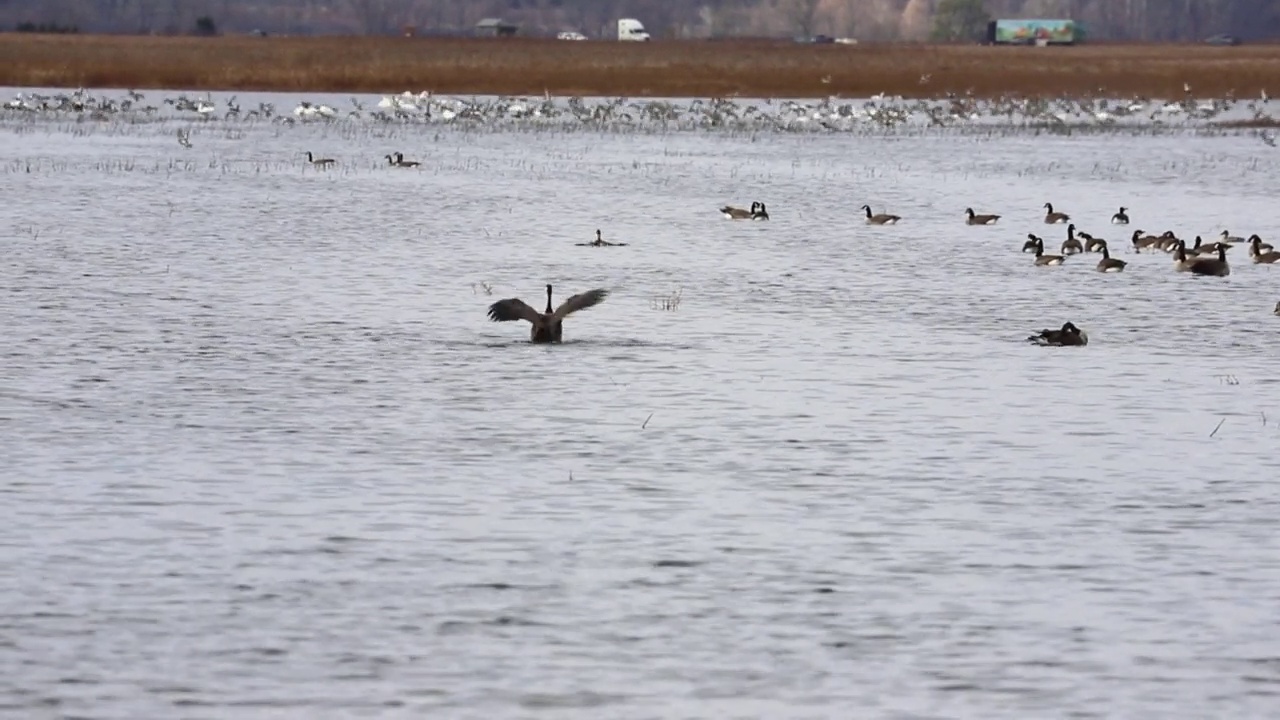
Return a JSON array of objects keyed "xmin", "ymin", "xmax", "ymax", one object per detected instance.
[{"xmin": 3, "ymin": 33, "xmax": 1280, "ymax": 99}]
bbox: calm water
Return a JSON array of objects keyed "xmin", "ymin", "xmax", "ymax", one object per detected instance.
[{"xmin": 2, "ymin": 89, "xmax": 1279, "ymax": 719}]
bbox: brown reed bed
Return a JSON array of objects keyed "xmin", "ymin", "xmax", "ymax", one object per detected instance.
[{"xmin": 3, "ymin": 33, "xmax": 1280, "ymax": 99}]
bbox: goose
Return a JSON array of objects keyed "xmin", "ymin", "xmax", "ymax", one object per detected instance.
[
  {"xmin": 1021, "ymin": 234, "xmax": 1040, "ymax": 253},
  {"xmin": 720, "ymin": 202, "xmax": 759, "ymax": 220},
  {"xmin": 1247, "ymin": 234, "xmax": 1276, "ymax": 254},
  {"xmin": 752, "ymin": 203, "xmax": 770, "ymax": 220},
  {"xmin": 1184, "ymin": 235, "xmax": 1232, "ymax": 257},
  {"xmin": 1027, "ymin": 322, "xmax": 1089, "ymax": 346},
  {"xmin": 1250, "ymin": 235, "xmax": 1280, "ymax": 263},
  {"xmin": 486, "ymin": 284, "xmax": 609, "ymax": 343},
  {"xmin": 1061, "ymin": 224, "xmax": 1084, "ymax": 255},
  {"xmin": 575, "ymin": 229, "xmax": 628, "ymax": 247},
  {"xmin": 1033, "ymin": 237, "xmax": 1065, "ymax": 266},
  {"xmin": 1083, "ymin": 232, "xmax": 1107, "ymax": 253},
  {"xmin": 1131, "ymin": 229, "xmax": 1163, "ymax": 252},
  {"xmin": 1111, "ymin": 206, "xmax": 1130, "ymax": 224},
  {"xmin": 1156, "ymin": 232, "xmax": 1183, "ymax": 252},
  {"xmin": 304, "ymin": 151, "xmax": 335, "ymax": 167},
  {"xmin": 1219, "ymin": 230, "xmax": 1246, "ymax": 245},
  {"xmin": 1043, "ymin": 202, "xmax": 1070, "ymax": 224},
  {"xmin": 1275, "ymin": 301, "xmax": 1280, "ymax": 316},
  {"xmin": 965, "ymin": 207, "xmax": 1000, "ymax": 225},
  {"xmin": 1174, "ymin": 241, "xmax": 1230, "ymax": 276},
  {"xmin": 1095, "ymin": 241, "xmax": 1126, "ymax": 272},
  {"xmin": 393, "ymin": 151, "xmax": 420, "ymax": 167},
  {"xmin": 862, "ymin": 205, "xmax": 901, "ymax": 225}
]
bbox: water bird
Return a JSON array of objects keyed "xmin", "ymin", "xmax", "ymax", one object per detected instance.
[
  {"xmin": 393, "ymin": 151, "xmax": 420, "ymax": 167},
  {"xmin": 862, "ymin": 205, "xmax": 901, "ymax": 225},
  {"xmin": 1061, "ymin": 224, "xmax": 1083, "ymax": 255},
  {"xmin": 720, "ymin": 202, "xmax": 760, "ymax": 220},
  {"xmin": 1247, "ymin": 234, "xmax": 1275, "ymax": 255},
  {"xmin": 965, "ymin": 208, "xmax": 1000, "ymax": 225},
  {"xmin": 1033, "ymin": 237, "xmax": 1065, "ymax": 266},
  {"xmin": 1174, "ymin": 241, "xmax": 1230, "ymax": 276},
  {"xmin": 1021, "ymin": 234, "xmax": 1040, "ymax": 253},
  {"xmin": 305, "ymin": 151, "xmax": 335, "ymax": 167},
  {"xmin": 1043, "ymin": 203, "xmax": 1070, "ymax": 224},
  {"xmin": 576, "ymin": 230, "xmax": 627, "ymax": 247},
  {"xmin": 1219, "ymin": 230, "xmax": 1246, "ymax": 244},
  {"xmin": 1082, "ymin": 232, "xmax": 1107, "ymax": 253},
  {"xmin": 1131, "ymin": 229, "xmax": 1162, "ymax": 252},
  {"xmin": 1274, "ymin": 301, "xmax": 1280, "ymax": 316},
  {"xmin": 486, "ymin": 285, "xmax": 609, "ymax": 343},
  {"xmin": 1111, "ymin": 207, "xmax": 1130, "ymax": 224},
  {"xmin": 751, "ymin": 203, "xmax": 770, "ymax": 220},
  {"xmin": 1250, "ymin": 236, "xmax": 1280, "ymax": 264},
  {"xmin": 1028, "ymin": 322, "xmax": 1088, "ymax": 346},
  {"xmin": 1095, "ymin": 241, "xmax": 1126, "ymax": 272},
  {"xmin": 176, "ymin": 128, "xmax": 191, "ymax": 148}
]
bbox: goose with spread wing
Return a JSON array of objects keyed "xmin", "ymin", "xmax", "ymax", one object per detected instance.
[{"xmin": 487, "ymin": 284, "xmax": 609, "ymax": 343}]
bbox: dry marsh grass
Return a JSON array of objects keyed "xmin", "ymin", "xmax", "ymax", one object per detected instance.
[{"xmin": 3, "ymin": 33, "xmax": 1280, "ymax": 99}]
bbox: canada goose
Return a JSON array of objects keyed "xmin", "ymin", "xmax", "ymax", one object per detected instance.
[
  {"xmin": 1250, "ymin": 235, "xmax": 1280, "ymax": 263},
  {"xmin": 965, "ymin": 207, "xmax": 1000, "ymax": 225},
  {"xmin": 1219, "ymin": 230, "xmax": 1246, "ymax": 244},
  {"xmin": 304, "ymin": 151, "xmax": 335, "ymax": 167},
  {"xmin": 1033, "ymin": 237, "xmax": 1065, "ymax": 266},
  {"xmin": 862, "ymin": 205, "xmax": 901, "ymax": 225},
  {"xmin": 1083, "ymin": 232, "xmax": 1107, "ymax": 253},
  {"xmin": 1095, "ymin": 241, "xmax": 1126, "ymax": 272},
  {"xmin": 393, "ymin": 151, "xmax": 420, "ymax": 168},
  {"xmin": 1157, "ymin": 232, "xmax": 1183, "ymax": 252},
  {"xmin": 1174, "ymin": 241, "xmax": 1230, "ymax": 276},
  {"xmin": 1043, "ymin": 202, "xmax": 1070, "ymax": 224},
  {"xmin": 575, "ymin": 229, "xmax": 628, "ymax": 247},
  {"xmin": 1184, "ymin": 235, "xmax": 1231, "ymax": 257},
  {"xmin": 1274, "ymin": 301, "xmax": 1280, "ymax": 316},
  {"xmin": 486, "ymin": 284, "xmax": 609, "ymax": 343},
  {"xmin": 1131, "ymin": 229, "xmax": 1162, "ymax": 252},
  {"xmin": 1111, "ymin": 206, "xmax": 1130, "ymax": 224},
  {"xmin": 752, "ymin": 203, "xmax": 770, "ymax": 220},
  {"xmin": 720, "ymin": 202, "xmax": 759, "ymax": 220},
  {"xmin": 1061, "ymin": 224, "xmax": 1084, "ymax": 255},
  {"xmin": 1021, "ymin": 234, "xmax": 1040, "ymax": 253},
  {"xmin": 1247, "ymin": 234, "xmax": 1276, "ymax": 255},
  {"xmin": 1027, "ymin": 321, "xmax": 1089, "ymax": 346}
]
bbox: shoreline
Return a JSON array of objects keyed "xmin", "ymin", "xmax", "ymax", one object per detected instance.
[{"xmin": 3, "ymin": 34, "xmax": 1280, "ymax": 100}]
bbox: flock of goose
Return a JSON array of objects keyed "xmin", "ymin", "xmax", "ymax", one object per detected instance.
[{"xmin": 5, "ymin": 87, "xmax": 1280, "ymax": 137}]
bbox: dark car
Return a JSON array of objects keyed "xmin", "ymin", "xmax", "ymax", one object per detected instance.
[{"xmin": 1204, "ymin": 34, "xmax": 1241, "ymax": 46}]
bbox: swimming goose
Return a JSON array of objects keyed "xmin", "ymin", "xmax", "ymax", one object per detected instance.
[
  {"xmin": 1247, "ymin": 234, "xmax": 1276, "ymax": 255},
  {"xmin": 1184, "ymin": 235, "xmax": 1232, "ymax": 257},
  {"xmin": 1174, "ymin": 241, "xmax": 1230, "ymax": 276},
  {"xmin": 1061, "ymin": 224, "xmax": 1084, "ymax": 255},
  {"xmin": 1219, "ymin": 230, "xmax": 1246, "ymax": 244},
  {"xmin": 752, "ymin": 203, "xmax": 770, "ymax": 220},
  {"xmin": 965, "ymin": 208, "xmax": 1000, "ymax": 225},
  {"xmin": 1130, "ymin": 229, "xmax": 1162, "ymax": 252},
  {"xmin": 1157, "ymin": 232, "xmax": 1183, "ymax": 252},
  {"xmin": 1082, "ymin": 232, "xmax": 1107, "ymax": 253},
  {"xmin": 862, "ymin": 205, "xmax": 901, "ymax": 225},
  {"xmin": 720, "ymin": 202, "xmax": 759, "ymax": 220},
  {"xmin": 1095, "ymin": 241, "xmax": 1126, "ymax": 272},
  {"xmin": 304, "ymin": 151, "xmax": 335, "ymax": 166},
  {"xmin": 1027, "ymin": 322, "xmax": 1089, "ymax": 346},
  {"xmin": 1043, "ymin": 202, "xmax": 1070, "ymax": 224},
  {"xmin": 486, "ymin": 284, "xmax": 609, "ymax": 343},
  {"xmin": 1111, "ymin": 206, "xmax": 1130, "ymax": 224},
  {"xmin": 1021, "ymin": 234, "xmax": 1041, "ymax": 253},
  {"xmin": 393, "ymin": 151, "xmax": 420, "ymax": 167},
  {"xmin": 575, "ymin": 229, "xmax": 628, "ymax": 247},
  {"xmin": 1033, "ymin": 237, "xmax": 1065, "ymax": 266},
  {"xmin": 1250, "ymin": 235, "xmax": 1280, "ymax": 263}
]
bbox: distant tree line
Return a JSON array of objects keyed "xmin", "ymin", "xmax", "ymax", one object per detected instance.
[{"xmin": 0, "ymin": 0, "xmax": 1276, "ymax": 41}]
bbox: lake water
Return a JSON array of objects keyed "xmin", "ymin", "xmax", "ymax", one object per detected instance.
[{"xmin": 2, "ymin": 88, "xmax": 1279, "ymax": 719}]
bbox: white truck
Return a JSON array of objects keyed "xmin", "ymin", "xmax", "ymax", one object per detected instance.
[{"xmin": 617, "ymin": 18, "xmax": 650, "ymax": 41}]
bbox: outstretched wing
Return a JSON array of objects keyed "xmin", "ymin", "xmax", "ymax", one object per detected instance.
[
  {"xmin": 553, "ymin": 288, "xmax": 609, "ymax": 320},
  {"xmin": 487, "ymin": 298, "xmax": 541, "ymax": 323}
]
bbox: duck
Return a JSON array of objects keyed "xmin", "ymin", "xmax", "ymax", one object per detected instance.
[
  {"xmin": 575, "ymin": 229, "xmax": 628, "ymax": 247},
  {"xmin": 720, "ymin": 202, "xmax": 759, "ymax": 220},
  {"xmin": 1027, "ymin": 322, "xmax": 1089, "ymax": 346},
  {"xmin": 1111, "ymin": 206, "xmax": 1130, "ymax": 224},
  {"xmin": 965, "ymin": 207, "xmax": 1000, "ymax": 225},
  {"xmin": 1061, "ymin": 224, "xmax": 1084, "ymax": 255},
  {"xmin": 304, "ymin": 150, "xmax": 335, "ymax": 167},
  {"xmin": 1174, "ymin": 241, "xmax": 1230, "ymax": 276},
  {"xmin": 751, "ymin": 203, "xmax": 770, "ymax": 220},
  {"xmin": 1130, "ymin": 229, "xmax": 1163, "ymax": 252},
  {"xmin": 486, "ymin": 284, "xmax": 609, "ymax": 343},
  {"xmin": 1250, "ymin": 235, "xmax": 1280, "ymax": 263},
  {"xmin": 1247, "ymin": 234, "xmax": 1276, "ymax": 255},
  {"xmin": 1095, "ymin": 240, "xmax": 1126, "ymax": 272},
  {"xmin": 1033, "ymin": 237, "xmax": 1065, "ymax": 266},
  {"xmin": 1043, "ymin": 202, "xmax": 1070, "ymax": 224},
  {"xmin": 862, "ymin": 205, "xmax": 901, "ymax": 225},
  {"xmin": 1021, "ymin": 234, "xmax": 1041, "ymax": 253},
  {"xmin": 392, "ymin": 151, "xmax": 420, "ymax": 167}
]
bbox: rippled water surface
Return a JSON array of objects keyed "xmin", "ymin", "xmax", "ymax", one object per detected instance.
[{"xmin": 3, "ymin": 89, "xmax": 1280, "ymax": 719}]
